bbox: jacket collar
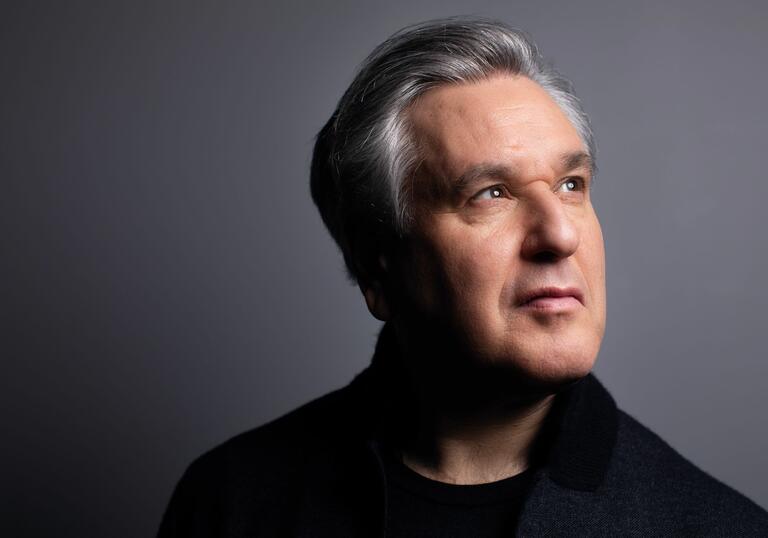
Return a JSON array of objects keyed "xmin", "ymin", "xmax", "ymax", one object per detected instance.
[{"xmin": 347, "ymin": 323, "xmax": 618, "ymax": 492}]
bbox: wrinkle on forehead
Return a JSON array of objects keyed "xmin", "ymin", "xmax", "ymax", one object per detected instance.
[{"xmin": 406, "ymin": 75, "xmax": 586, "ymax": 195}]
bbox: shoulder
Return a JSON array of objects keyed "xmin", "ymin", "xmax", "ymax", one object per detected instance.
[
  {"xmin": 157, "ymin": 382, "xmax": 365, "ymax": 537},
  {"xmin": 185, "ymin": 381, "xmax": 360, "ymax": 485},
  {"xmin": 607, "ymin": 409, "xmax": 768, "ymax": 535}
]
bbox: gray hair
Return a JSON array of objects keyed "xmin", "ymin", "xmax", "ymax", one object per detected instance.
[{"xmin": 310, "ymin": 17, "xmax": 596, "ymax": 282}]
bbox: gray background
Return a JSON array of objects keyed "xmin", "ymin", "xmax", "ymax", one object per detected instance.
[{"xmin": 2, "ymin": 1, "xmax": 767, "ymax": 536}]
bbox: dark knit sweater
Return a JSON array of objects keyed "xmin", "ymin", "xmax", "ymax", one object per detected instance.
[{"xmin": 158, "ymin": 328, "xmax": 768, "ymax": 537}]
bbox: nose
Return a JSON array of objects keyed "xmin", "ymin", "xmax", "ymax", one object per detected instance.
[{"xmin": 519, "ymin": 191, "xmax": 580, "ymax": 262}]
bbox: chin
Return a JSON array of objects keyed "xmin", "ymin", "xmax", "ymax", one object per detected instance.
[
  {"xmin": 524, "ymin": 357, "xmax": 595, "ymax": 391},
  {"xmin": 486, "ymin": 333, "xmax": 602, "ymax": 393}
]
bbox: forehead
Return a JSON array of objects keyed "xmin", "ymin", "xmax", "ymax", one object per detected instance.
[{"xmin": 407, "ymin": 74, "xmax": 586, "ymax": 179}]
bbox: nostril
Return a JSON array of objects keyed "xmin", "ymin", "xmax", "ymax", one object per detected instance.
[{"xmin": 531, "ymin": 250, "xmax": 561, "ymax": 264}]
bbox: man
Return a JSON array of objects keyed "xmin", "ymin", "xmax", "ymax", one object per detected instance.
[{"xmin": 158, "ymin": 18, "xmax": 768, "ymax": 536}]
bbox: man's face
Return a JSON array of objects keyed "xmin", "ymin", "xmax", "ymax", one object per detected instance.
[{"xmin": 389, "ymin": 74, "xmax": 606, "ymax": 387}]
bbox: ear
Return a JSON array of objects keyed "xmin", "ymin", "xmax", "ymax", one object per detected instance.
[{"xmin": 360, "ymin": 255, "xmax": 390, "ymax": 321}]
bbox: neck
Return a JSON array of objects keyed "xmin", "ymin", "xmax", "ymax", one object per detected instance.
[
  {"xmin": 400, "ymin": 381, "xmax": 554, "ymax": 485},
  {"xmin": 376, "ymin": 321, "xmax": 557, "ymax": 485}
]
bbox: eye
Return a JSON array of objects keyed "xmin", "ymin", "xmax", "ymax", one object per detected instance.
[
  {"xmin": 472, "ymin": 185, "xmax": 507, "ymax": 201},
  {"xmin": 558, "ymin": 177, "xmax": 585, "ymax": 193}
]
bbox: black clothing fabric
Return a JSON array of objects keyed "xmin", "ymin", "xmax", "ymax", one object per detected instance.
[
  {"xmin": 158, "ymin": 326, "xmax": 768, "ymax": 537},
  {"xmin": 383, "ymin": 447, "xmax": 535, "ymax": 537}
]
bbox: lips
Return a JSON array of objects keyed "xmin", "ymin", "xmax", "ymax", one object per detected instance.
[{"xmin": 517, "ymin": 286, "xmax": 584, "ymax": 307}]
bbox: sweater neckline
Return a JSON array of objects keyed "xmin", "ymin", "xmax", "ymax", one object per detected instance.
[{"xmin": 348, "ymin": 323, "xmax": 619, "ymax": 493}]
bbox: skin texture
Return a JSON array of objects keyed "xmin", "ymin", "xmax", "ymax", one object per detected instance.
[{"xmin": 362, "ymin": 73, "xmax": 607, "ymax": 483}]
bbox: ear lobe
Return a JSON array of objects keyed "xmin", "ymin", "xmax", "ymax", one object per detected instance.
[
  {"xmin": 363, "ymin": 281, "xmax": 390, "ymax": 321},
  {"xmin": 361, "ymin": 254, "xmax": 391, "ymax": 321}
]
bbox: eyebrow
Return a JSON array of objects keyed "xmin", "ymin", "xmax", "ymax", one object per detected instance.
[
  {"xmin": 455, "ymin": 163, "xmax": 516, "ymax": 190},
  {"xmin": 453, "ymin": 151, "xmax": 594, "ymax": 190},
  {"xmin": 561, "ymin": 151, "xmax": 594, "ymax": 173}
]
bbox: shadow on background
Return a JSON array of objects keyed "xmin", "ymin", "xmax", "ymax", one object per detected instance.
[{"xmin": 2, "ymin": 1, "xmax": 767, "ymax": 536}]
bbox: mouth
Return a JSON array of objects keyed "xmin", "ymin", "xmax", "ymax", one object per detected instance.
[{"xmin": 517, "ymin": 286, "xmax": 585, "ymax": 310}]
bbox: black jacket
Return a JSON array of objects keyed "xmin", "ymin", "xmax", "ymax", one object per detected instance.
[{"xmin": 158, "ymin": 328, "xmax": 768, "ymax": 537}]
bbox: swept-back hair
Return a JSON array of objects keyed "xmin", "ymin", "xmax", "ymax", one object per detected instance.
[{"xmin": 310, "ymin": 17, "xmax": 595, "ymax": 282}]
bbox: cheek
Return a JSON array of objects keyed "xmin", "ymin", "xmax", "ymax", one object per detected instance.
[
  {"xmin": 580, "ymin": 218, "xmax": 606, "ymax": 317},
  {"xmin": 419, "ymin": 225, "xmax": 519, "ymax": 309}
]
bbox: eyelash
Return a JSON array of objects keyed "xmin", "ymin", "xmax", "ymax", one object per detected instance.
[
  {"xmin": 471, "ymin": 177, "xmax": 586, "ymax": 202},
  {"xmin": 472, "ymin": 185, "xmax": 508, "ymax": 201},
  {"xmin": 559, "ymin": 177, "xmax": 587, "ymax": 193}
]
